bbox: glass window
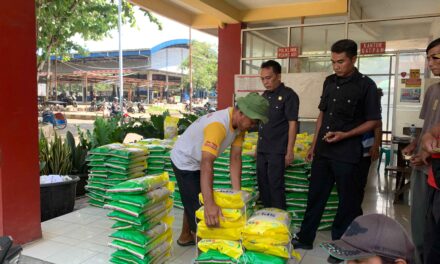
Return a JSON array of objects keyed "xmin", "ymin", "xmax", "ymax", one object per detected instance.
[
  {"xmin": 358, "ymin": 56, "xmax": 392, "ymax": 75},
  {"xmin": 289, "ymin": 57, "xmax": 332, "ymax": 73},
  {"xmin": 350, "ymin": 0, "xmax": 440, "ymax": 20},
  {"xmin": 242, "ymin": 59, "xmax": 288, "ymax": 74},
  {"xmin": 347, "ymin": 17, "xmax": 435, "ymax": 50},
  {"xmin": 242, "ymin": 28, "xmax": 288, "ymax": 58},
  {"xmin": 290, "ymin": 24, "xmax": 345, "ymax": 56}
]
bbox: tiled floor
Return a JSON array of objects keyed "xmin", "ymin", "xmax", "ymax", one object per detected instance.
[{"xmin": 23, "ymin": 161, "xmax": 411, "ymax": 263}]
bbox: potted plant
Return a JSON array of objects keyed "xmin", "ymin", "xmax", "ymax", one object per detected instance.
[
  {"xmin": 39, "ymin": 131, "xmax": 79, "ymax": 221},
  {"xmin": 66, "ymin": 131, "xmax": 89, "ymax": 196}
]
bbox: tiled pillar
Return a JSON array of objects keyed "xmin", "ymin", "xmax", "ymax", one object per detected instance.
[
  {"xmin": 0, "ymin": 0, "xmax": 42, "ymax": 243},
  {"xmin": 217, "ymin": 23, "xmax": 243, "ymax": 109}
]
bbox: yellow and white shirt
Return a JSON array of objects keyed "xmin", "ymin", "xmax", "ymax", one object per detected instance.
[{"xmin": 171, "ymin": 107, "xmax": 244, "ymax": 171}]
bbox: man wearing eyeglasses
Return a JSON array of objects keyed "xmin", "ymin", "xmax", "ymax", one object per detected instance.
[{"xmin": 400, "ymin": 37, "xmax": 440, "ymax": 264}]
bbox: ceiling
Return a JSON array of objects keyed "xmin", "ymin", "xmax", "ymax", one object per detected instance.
[
  {"xmin": 130, "ymin": 0, "xmax": 440, "ymax": 44},
  {"xmin": 130, "ymin": 0, "xmax": 348, "ymax": 33}
]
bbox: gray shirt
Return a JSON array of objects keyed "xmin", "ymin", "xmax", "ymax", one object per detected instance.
[{"xmin": 416, "ymin": 81, "xmax": 440, "ymax": 172}]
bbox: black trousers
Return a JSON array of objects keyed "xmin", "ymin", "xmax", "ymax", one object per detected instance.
[
  {"xmin": 256, "ymin": 152, "xmax": 286, "ymax": 210},
  {"xmin": 171, "ymin": 161, "xmax": 201, "ymax": 233},
  {"xmin": 424, "ymin": 186, "xmax": 440, "ymax": 264},
  {"xmin": 298, "ymin": 156, "xmax": 362, "ymax": 245},
  {"xmin": 358, "ymin": 156, "xmax": 372, "ymax": 215}
]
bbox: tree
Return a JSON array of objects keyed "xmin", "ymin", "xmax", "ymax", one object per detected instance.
[
  {"xmin": 180, "ymin": 40, "xmax": 218, "ymax": 95},
  {"xmin": 36, "ymin": 0, "xmax": 161, "ymax": 78}
]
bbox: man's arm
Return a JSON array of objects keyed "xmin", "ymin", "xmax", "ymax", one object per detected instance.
[
  {"xmin": 200, "ymin": 151, "xmax": 222, "ymax": 227},
  {"xmin": 324, "ymin": 120, "xmax": 379, "ymax": 143},
  {"xmin": 285, "ymin": 121, "xmax": 298, "ymax": 166},
  {"xmin": 229, "ymin": 146, "xmax": 242, "ymax": 190},
  {"xmin": 306, "ymin": 111, "xmax": 323, "ymax": 161}
]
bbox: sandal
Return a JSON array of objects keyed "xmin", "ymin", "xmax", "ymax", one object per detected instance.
[{"xmin": 176, "ymin": 239, "xmax": 196, "ymax": 247}]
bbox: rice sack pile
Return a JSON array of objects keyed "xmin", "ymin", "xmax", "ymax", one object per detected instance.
[
  {"xmin": 286, "ymin": 133, "xmax": 338, "ymax": 231},
  {"xmin": 106, "ymin": 172, "xmax": 174, "ymax": 264},
  {"xmin": 86, "ymin": 143, "xmax": 148, "ymax": 207},
  {"xmin": 138, "ymin": 139, "xmax": 173, "ymax": 175},
  {"xmin": 195, "ymin": 189, "xmax": 256, "ymax": 263}
]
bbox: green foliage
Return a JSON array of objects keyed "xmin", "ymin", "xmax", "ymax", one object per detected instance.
[
  {"xmin": 124, "ymin": 111, "xmax": 170, "ymax": 139},
  {"xmin": 177, "ymin": 112, "xmax": 200, "ymax": 135},
  {"xmin": 91, "ymin": 117, "xmax": 128, "ymax": 147},
  {"xmin": 181, "ymin": 40, "xmax": 218, "ymax": 92},
  {"xmin": 66, "ymin": 131, "xmax": 88, "ymax": 174},
  {"xmin": 36, "ymin": 0, "xmax": 162, "ymax": 72},
  {"xmin": 39, "ymin": 131, "xmax": 72, "ymax": 175}
]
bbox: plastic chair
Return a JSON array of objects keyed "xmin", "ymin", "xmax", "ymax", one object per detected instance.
[{"xmin": 377, "ymin": 146, "xmax": 392, "ymax": 174}]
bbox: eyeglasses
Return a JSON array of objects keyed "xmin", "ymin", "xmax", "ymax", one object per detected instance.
[{"xmin": 427, "ymin": 53, "xmax": 440, "ymax": 61}]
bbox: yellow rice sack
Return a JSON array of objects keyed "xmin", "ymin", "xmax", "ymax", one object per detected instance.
[
  {"xmin": 195, "ymin": 207, "xmax": 244, "ymax": 222},
  {"xmin": 242, "ymin": 240, "xmax": 290, "ymax": 259},
  {"xmin": 199, "ymin": 189, "xmax": 251, "ymax": 209},
  {"xmin": 197, "ymin": 224, "xmax": 243, "ymax": 241},
  {"xmin": 198, "ymin": 239, "xmax": 243, "ymax": 259},
  {"xmin": 242, "ymin": 233, "xmax": 290, "ymax": 245},
  {"xmin": 164, "ymin": 116, "xmax": 179, "ymax": 139},
  {"xmin": 243, "ymin": 208, "xmax": 291, "ymax": 237}
]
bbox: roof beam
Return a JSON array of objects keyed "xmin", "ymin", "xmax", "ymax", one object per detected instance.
[
  {"xmin": 192, "ymin": 14, "xmax": 223, "ymax": 29},
  {"xmin": 180, "ymin": 0, "xmax": 241, "ymax": 24},
  {"xmin": 129, "ymin": 0, "xmax": 193, "ymax": 26},
  {"xmin": 241, "ymin": 0, "xmax": 348, "ymax": 23}
]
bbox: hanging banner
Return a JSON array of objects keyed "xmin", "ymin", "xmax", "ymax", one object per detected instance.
[
  {"xmin": 277, "ymin": 46, "xmax": 299, "ymax": 58},
  {"xmin": 360, "ymin": 42, "xmax": 386, "ymax": 55}
]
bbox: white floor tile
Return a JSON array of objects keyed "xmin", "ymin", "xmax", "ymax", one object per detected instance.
[
  {"xmin": 80, "ymin": 253, "xmax": 111, "ymax": 264},
  {"xmin": 76, "ymin": 241, "xmax": 110, "ymax": 254},
  {"xmin": 87, "ymin": 218, "xmax": 114, "ymax": 230},
  {"xmin": 49, "ymin": 235, "xmax": 82, "ymax": 246},
  {"xmin": 57, "ymin": 211, "xmax": 102, "ymax": 225},
  {"xmin": 62, "ymin": 225, "xmax": 108, "ymax": 240},
  {"xmin": 45, "ymin": 247, "xmax": 98, "ymax": 264},
  {"xmin": 23, "ymin": 240, "xmax": 72, "ymax": 260}
]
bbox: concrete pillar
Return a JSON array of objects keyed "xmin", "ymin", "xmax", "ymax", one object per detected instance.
[
  {"xmin": 218, "ymin": 23, "xmax": 243, "ymax": 109},
  {"xmin": 0, "ymin": 0, "xmax": 42, "ymax": 243}
]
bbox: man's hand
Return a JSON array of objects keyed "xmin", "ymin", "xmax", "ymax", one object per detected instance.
[
  {"xmin": 409, "ymin": 153, "xmax": 425, "ymax": 167},
  {"xmin": 422, "ymin": 132, "xmax": 439, "ymax": 154},
  {"xmin": 369, "ymin": 145, "xmax": 380, "ymax": 161},
  {"xmin": 285, "ymin": 152, "xmax": 294, "ymax": 167},
  {"xmin": 323, "ymin": 131, "xmax": 347, "ymax": 143},
  {"xmin": 305, "ymin": 147, "xmax": 314, "ymax": 162},
  {"xmin": 402, "ymin": 142, "xmax": 416, "ymax": 156},
  {"xmin": 203, "ymin": 202, "xmax": 223, "ymax": 227}
]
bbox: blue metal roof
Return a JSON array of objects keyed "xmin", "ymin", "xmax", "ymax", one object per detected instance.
[{"xmin": 50, "ymin": 39, "xmax": 189, "ymax": 60}]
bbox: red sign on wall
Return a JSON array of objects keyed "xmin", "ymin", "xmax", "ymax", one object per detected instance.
[
  {"xmin": 277, "ymin": 46, "xmax": 299, "ymax": 58},
  {"xmin": 360, "ymin": 42, "xmax": 386, "ymax": 55}
]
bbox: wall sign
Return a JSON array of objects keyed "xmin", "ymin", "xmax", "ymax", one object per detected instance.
[
  {"xmin": 277, "ymin": 46, "xmax": 299, "ymax": 58},
  {"xmin": 360, "ymin": 42, "xmax": 386, "ymax": 55}
]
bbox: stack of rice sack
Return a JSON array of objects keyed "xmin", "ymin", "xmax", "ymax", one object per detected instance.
[
  {"xmin": 212, "ymin": 151, "xmax": 257, "ymax": 190},
  {"xmin": 86, "ymin": 143, "xmax": 148, "ymax": 208},
  {"xmin": 286, "ymin": 133, "xmax": 339, "ymax": 231},
  {"xmin": 242, "ymin": 208, "xmax": 300, "ymax": 263},
  {"xmin": 195, "ymin": 189, "xmax": 255, "ymax": 263},
  {"xmin": 138, "ymin": 139, "xmax": 172, "ymax": 175},
  {"xmin": 106, "ymin": 172, "xmax": 174, "ymax": 264}
]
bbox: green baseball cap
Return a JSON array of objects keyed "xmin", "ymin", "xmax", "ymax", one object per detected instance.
[{"xmin": 236, "ymin": 92, "xmax": 269, "ymax": 124}]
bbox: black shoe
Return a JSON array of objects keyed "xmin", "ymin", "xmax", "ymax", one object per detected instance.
[
  {"xmin": 327, "ymin": 255, "xmax": 343, "ymax": 263},
  {"xmin": 291, "ymin": 237, "xmax": 313, "ymax": 250}
]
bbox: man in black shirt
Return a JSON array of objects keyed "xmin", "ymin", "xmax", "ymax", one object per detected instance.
[
  {"xmin": 257, "ymin": 60, "xmax": 300, "ymax": 209},
  {"xmin": 292, "ymin": 40, "xmax": 381, "ymax": 263}
]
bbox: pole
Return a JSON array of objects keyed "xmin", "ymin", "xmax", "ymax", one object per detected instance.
[
  {"xmin": 118, "ymin": 0, "xmax": 123, "ymax": 109},
  {"xmin": 189, "ymin": 27, "xmax": 193, "ymax": 111}
]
